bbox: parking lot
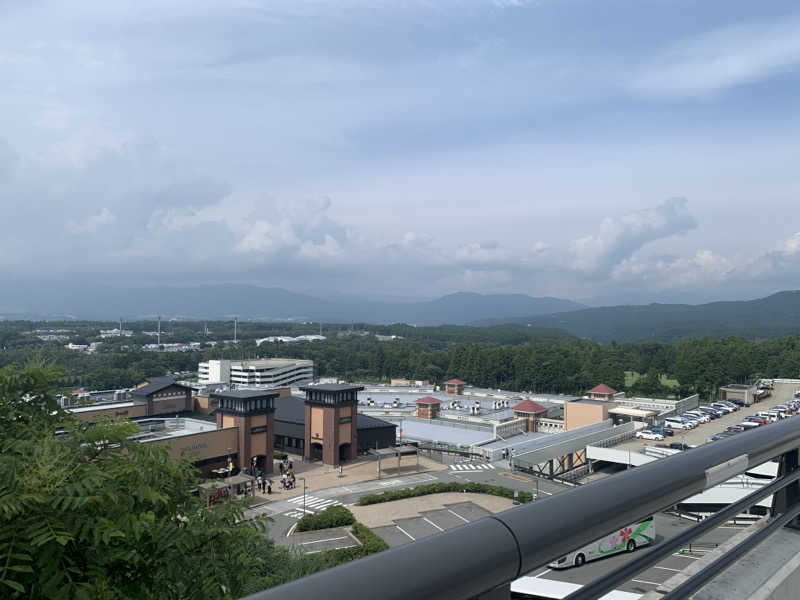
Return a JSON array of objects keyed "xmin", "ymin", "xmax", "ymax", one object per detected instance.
[
  {"xmin": 618, "ymin": 381, "xmax": 799, "ymax": 451},
  {"xmin": 287, "ymin": 527, "xmax": 360, "ymax": 554},
  {"xmin": 372, "ymin": 501, "xmax": 492, "ymax": 547}
]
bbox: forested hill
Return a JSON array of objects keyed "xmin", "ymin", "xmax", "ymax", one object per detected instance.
[
  {"xmin": 478, "ymin": 291, "xmax": 800, "ymax": 343},
  {"xmin": 0, "ymin": 284, "xmax": 584, "ymax": 325}
]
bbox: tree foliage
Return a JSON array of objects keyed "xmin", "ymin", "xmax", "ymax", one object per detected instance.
[{"xmin": 0, "ymin": 366, "xmax": 294, "ymax": 600}]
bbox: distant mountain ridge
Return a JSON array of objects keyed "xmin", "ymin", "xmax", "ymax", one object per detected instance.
[
  {"xmin": 476, "ymin": 291, "xmax": 800, "ymax": 343},
  {"xmin": 0, "ymin": 284, "xmax": 585, "ymax": 326}
]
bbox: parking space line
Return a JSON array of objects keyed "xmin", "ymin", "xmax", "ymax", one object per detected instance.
[
  {"xmin": 396, "ymin": 525, "xmax": 416, "ymax": 541},
  {"xmin": 447, "ymin": 509, "xmax": 469, "ymax": 523},
  {"xmin": 631, "ymin": 579, "xmax": 660, "ymax": 586},
  {"xmin": 672, "ymin": 552, "xmax": 700, "ymax": 559},
  {"xmin": 423, "ymin": 517, "xmax": 444, "ymax": 532},
  {"xmin": 654, "ymin": 566, "xmax": 681, "ymax": 572},
  {"xmin": 305, "ymin": 545, "xmax": 357, "ymax": 554},
  {"xmin": 301, "ymin": 536, "xmax": 349, "ymax": 545}
]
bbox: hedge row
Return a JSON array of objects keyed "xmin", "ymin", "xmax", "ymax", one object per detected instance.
[
  {"xmin": 274, "ymin": 451, "xmax": 288, "ymax": 461},
  {"xmin": 355, "ymin": 482, "xmax": 533, "ymax": 506},
  {"xmin": 296, "ymin": 505, "xmax": 356, "ymax": 532}
]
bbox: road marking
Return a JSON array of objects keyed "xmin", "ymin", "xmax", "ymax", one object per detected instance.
[
  {"xmin": 654, "ymin": 566, "xmax": 682, "ymax": 572},
  {"xmin": 286, "ymin": 523, "xmax": 298, "ymax": 537},
  {"xmin": 423, "ymin": 517, "xmax": 444, "ymax": 532},
  {"xmin": 449, "ymin": 463, "xmax": 496, "ymax": 471},
  {"xmin": 631, "ymin": 579, "xmax": 661, "ymax": 586},
  {"xmin": 538, "ymin": 490, "xmax": 553, "ymax": 496},
  {"xmin": 305, "ymin": 545, "xmax": 357, "ymax": 554},
  {"xmin": 341, "ymin": 487, "xmax": 353, "ymax": 492},
  {"xmin": 533, "ymin": 569, "xmax": 551, "ymax": 578},
  {"xmin": 673, "ymin": 553, "xmax": 700, "ymax": 560},
  {"xmin": 447, "ymin": 509, "xmax": 469, "ymax": 523},
  {"xmin": 301, "ymin": 536, "xmax": 349, "ymax": 545},
  {"xmin": 396, "ymin": 525, "xmax": 416, "ymax": 541}
]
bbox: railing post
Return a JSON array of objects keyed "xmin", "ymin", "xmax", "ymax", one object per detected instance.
[{"xmin": 771, "ymin": 448, "xmax": 800, "ymax": 530}]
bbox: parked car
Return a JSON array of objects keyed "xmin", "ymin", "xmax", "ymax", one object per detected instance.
[
  {"xmin": 696, "ymin": 407, "xmax": 720, "ymax": 419},
  {"xmin": 636, "ymin": 429, "xmax": 665, "ymax": 441},
  {"xmin": 669, "ymin": 442, "xmax": 690, "ymax": 450},
  {"xmin": 718, "ymin": 401, "xmax": 740, "ymax": 411},
  {"xmin": 745, "ymin": 416, "xmax": 768, "ymax": 425},
  {"xmin": 684, "ymin": 411, "xmax": 710, "ymax": 423},
  {"xmin": 710, "ymin": 403, "xmax": 732, "ymax": 414},
  {"xmin": 726, "ymin": 425, "xmax": 746, "ymax": 433},
  {"xmin": 739, "ymin": 421, "xmax": 761, "ymax": 430},
  {"xmin": 664, "ymin": 418, "xmax": 692, "ymax": 430},
  {"xmin": 650, "ymin": 426, "xmax": 674, "ymax": 437}
]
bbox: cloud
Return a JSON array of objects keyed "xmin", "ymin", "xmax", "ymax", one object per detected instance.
[
  {"xmin": 65, "ymin": 207, "xmax": 115, "ymax": 234},
  {"xmin": 570, "ymin": 198, "xmax": 698, "ymax": 274},
  {"xmin": 613, "ymin": 250, "xmax": 733, "ymax": 290},
  {"xmin": 631, "ymin": 18, "xmax": 800, "ymax": 98}
]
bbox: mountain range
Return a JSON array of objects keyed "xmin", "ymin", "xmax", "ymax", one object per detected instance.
[
  {"xmin": 0, "ymin": 284, "xmax": 585, "ymax": 326},
  {"xmin": 2, "ymin": 284, "xmax": 799, "ymax": 343},
  {"xmin": 479, "ymin": 290, "xmax": 800, "ymax": 343}
]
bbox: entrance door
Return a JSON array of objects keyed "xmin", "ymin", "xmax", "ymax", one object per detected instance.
[
  {"xmin": 339, "ymin": 442, "xmax": 351, "ymax": 462},
  {"xmin": 310, "ymin": 442, "xmax": 323, "ymax": 461}
]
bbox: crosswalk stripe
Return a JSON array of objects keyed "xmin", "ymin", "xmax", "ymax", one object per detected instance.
[{"xmin": 287, "ymin": 496, "xmax": 306, "ymax": 504}]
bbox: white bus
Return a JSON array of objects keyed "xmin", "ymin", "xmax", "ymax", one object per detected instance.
[
  {"xmin": 549, "ymin": 516, "xmax": 655, "ymax": 568},
  {"xmin": 510, "ymin": 576, "xmax": 641, "ymax": 599}
]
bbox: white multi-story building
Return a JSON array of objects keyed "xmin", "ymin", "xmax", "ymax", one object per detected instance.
[{"xmin": 197, "ymin": 358, "xmax": 314, "ymax": 388}]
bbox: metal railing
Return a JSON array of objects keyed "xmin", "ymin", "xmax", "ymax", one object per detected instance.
[{"xmin": 244, "ymin": 416, "xmax": 800, "ymax": 600}]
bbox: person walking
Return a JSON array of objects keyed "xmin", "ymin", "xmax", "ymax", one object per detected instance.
[{"xmin": 256, "ymin": 475, "xmax": 263, "ymax": 494}]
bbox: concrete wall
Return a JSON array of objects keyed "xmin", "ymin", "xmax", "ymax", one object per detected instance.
[
  {"xmin": 147, "ymin": 426, "xmax": 239, "ymax": 463},
  {"xmin": 565, "ymin": 402, "xmax": 614, "ymax": 431}
]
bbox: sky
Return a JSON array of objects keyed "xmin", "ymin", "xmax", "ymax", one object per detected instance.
[{"xmin": 2, "ymin": 0, "xmax": 800, "ymax": 306}]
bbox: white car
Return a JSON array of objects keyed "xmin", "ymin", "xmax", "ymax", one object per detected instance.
[
  {"xmin": 684, "ymin": 411, "xmax": 710, "ymax": 423},
  {"xmin": 636, "ymin": 430, "xmax": 665, "ymax": 441}
]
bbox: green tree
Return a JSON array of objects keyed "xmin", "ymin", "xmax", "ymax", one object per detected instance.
[{"xmin": 0, "ymin": 366, "xmax": 286, "ymax": 600}]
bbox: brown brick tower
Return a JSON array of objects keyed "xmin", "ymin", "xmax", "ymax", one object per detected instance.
[
  {"xmin": 213, "ymin": 389, "xmax": 278, "ymax": 474},
  {"xmin": 301, "ymin": 384, "xmax": 364, "ymax": 466}
]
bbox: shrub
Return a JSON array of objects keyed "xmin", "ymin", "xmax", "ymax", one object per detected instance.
[
  {"xmin": 355, "ymin": 482, "xmax": 532, "ymax": 506},
  {"xmin": 295, "ymin": 505, "xmax": 356, "ymax": 532},
  {"xmin": 274, "ymin": 451, "xmax": 288, "ymax": 461}
]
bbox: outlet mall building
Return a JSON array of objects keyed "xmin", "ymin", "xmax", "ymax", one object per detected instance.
[{"xmin": 69, "ymin": 377, "xmax": 397, "ymax": 474}]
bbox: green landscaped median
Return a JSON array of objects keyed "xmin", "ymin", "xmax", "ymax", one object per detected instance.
[
  {"xmin": 296, "ymin": 505, "xmax": 355, "ymax": 532},
  {"xmin": 355, "ymin": 482, "xmax": 533, "ymax": 506}
]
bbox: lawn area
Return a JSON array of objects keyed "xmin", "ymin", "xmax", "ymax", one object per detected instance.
[{"xmin": 624, "ymin": 371, "xmax": 680, "ymax": 389}]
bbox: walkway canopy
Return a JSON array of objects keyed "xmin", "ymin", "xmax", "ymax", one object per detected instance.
[{"xmin": 370, "ymin": 444, "xmax": 420, "ymax": 478}]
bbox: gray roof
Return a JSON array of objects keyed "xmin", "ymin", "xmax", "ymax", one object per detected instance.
[
  {"xmin": 383, "ymin": 418, "xmax": 493, "ymax": 447},
  {"xmin": 300, "ymin": 384, "xmax": 365, "ymax": 393},
  {"xmin": 213, "ymin": 389, "xmax": 281, "ymax": 400},
  {"xmin": 132, "ymin": 376, "xmax": 190, "ymax": 397}
]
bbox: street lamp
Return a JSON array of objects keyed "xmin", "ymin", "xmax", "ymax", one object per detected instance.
[{"xmin": 297, "ymin": 477, "xmax": 307, "ymax": 514}]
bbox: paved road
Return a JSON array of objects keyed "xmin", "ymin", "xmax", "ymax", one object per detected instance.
[
  {"xmin": 250, "ymin": 461, "xmax": 574, "ymax": 541},
  {"xmin": 528, "ymin": 512, "xmax": 741, "ymax": 596}
]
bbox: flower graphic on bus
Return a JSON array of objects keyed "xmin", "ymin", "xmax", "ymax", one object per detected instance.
[
  {"xmin": 620, "ymin": 527, "xmax": 633, "ymax": 543},
  {"xmin": 609, "ymin": 535, "xmax": 619, "ymax": 549}
]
